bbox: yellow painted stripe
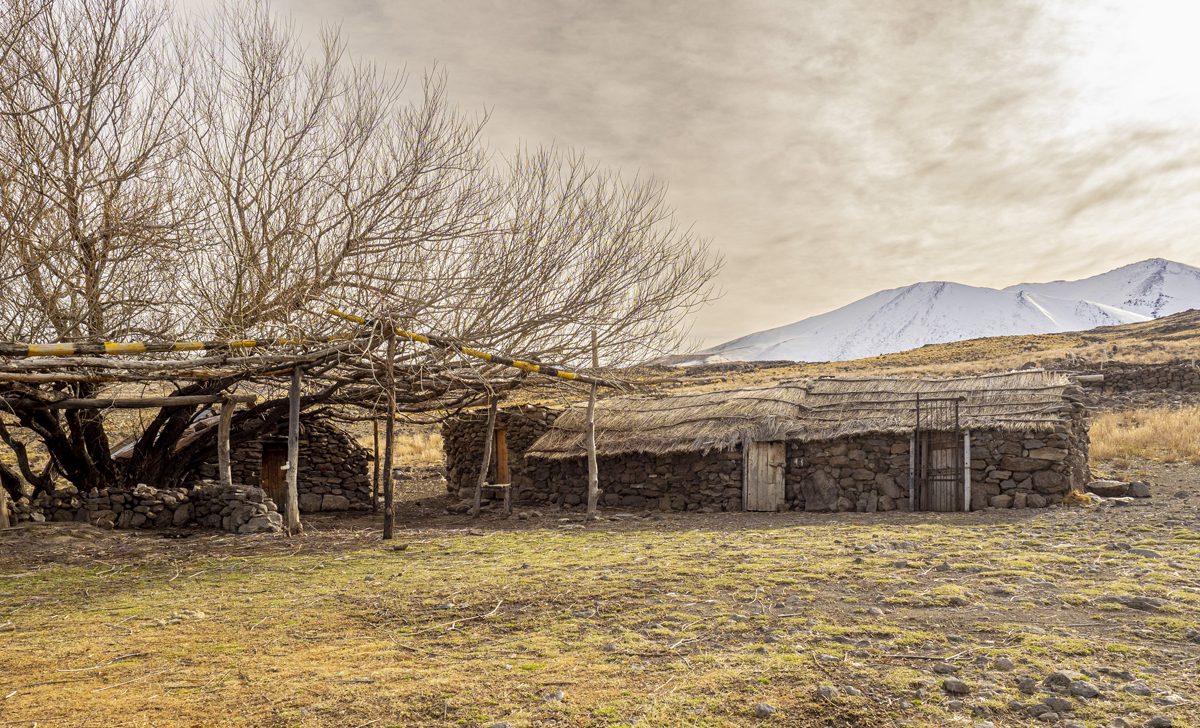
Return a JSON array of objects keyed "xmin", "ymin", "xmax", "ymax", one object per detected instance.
[{"xmin": 28, "ymin": 344, "xmax": 78, "ymax": 356}]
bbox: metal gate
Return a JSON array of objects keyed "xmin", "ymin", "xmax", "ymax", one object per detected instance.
[{"xmin": 914, "ymin": 395, "xmax": 963, "ymax": 512}]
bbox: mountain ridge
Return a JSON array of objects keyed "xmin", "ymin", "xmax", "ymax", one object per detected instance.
[{"xmin": 697, "ymin": 258, "xmax": 1200, "ymax": 364}]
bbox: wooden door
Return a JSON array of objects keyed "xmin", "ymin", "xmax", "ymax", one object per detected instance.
[
  {"xmin": 743, "ymin": 441, "xmax": 785, "ymax": 511},
  {"xmin": 261, "ymin": 443, "xmax": 287, "ymax": 505},
  {"xmin": 494, "ymin": 429, "xmax": 509, "ymax": 485}
]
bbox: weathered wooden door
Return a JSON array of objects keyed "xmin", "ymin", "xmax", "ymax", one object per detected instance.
[
  {"xmin": 744, "ymin": 441, "xmax": 786, "ymax": 511},
  {"xmin": 261, "ymin": 443, "xmax": 287, "ymax": 505}
]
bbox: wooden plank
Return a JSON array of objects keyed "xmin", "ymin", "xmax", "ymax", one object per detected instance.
[
  {"xmin": 0, "ymin": 486, "xmax": 9, "ymax": 529},
  {"xmin": 261, "ymin": 443, "xmax": 286, "ymax": 505},
  {"xmin": 495, "ymin": 430, "xmax": 509, "ymax": 485},
  {"xmin": 284, "ymin": 366, "xmax": 303, "ymax": 535},
  {"xmin": 472, "ymin": 398, "xmax": 498, "ymax": 518},
  {"xmin": 768, "ymin": 441, "xmax": 786, "ymax": 511},
  {"xmin": 217, "ymin": 399, "xmax": 234, "ymax": 489},
  {"xmin": 383, "ymin": 331, "xmax": 397, "ymax": 540},
  {"xmin": 585, "ymin": 330, "xmax": 600, "ymax": 521}
]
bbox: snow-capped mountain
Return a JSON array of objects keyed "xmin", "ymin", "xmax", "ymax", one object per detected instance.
[
  {"xmin": 1003, "ymin": 258, "xmax": 1200, "ymax": 319},
  {"xmin": 699, "ymin": 258, "xmax": 1200, "ymax": 363}
]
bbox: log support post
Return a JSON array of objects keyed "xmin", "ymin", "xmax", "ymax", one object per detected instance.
[
  {"xmin": 963, "ymin": 430, "xmax": 972, "ymax": 513},
  {"xmin": 472, "ymin": 397, "xmax": 498, "ymax": 519},
  {"xmin": 908, "ymin": 433, "xmax": 916, "ymax": 513},
  {"xmin": 585, "ymin": 330, "xmax": 600, "ymax": 521},
  {"xmin": 284, "ymin": 366, "xmax": 303, "ymax": 536},
  {"xmin": 372, "ymin": 419, "xmax": 380, "ymax": 514},
  {"xmin": 218, "ymin": 398, "xmax": 234, "ymax": 490},
  {"xmin": 0, "ymin": 486, "xmax": 9, "ymax": 529},
  {"xmin": 383, "ymin": 330, "xmax": 397, "ymax": 540}
]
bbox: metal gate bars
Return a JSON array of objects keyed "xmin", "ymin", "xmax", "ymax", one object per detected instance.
[{"xmin": 913, "ymin": 394, "xmax": 964, "ymax": 512}]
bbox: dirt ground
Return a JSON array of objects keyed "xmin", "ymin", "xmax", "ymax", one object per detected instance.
[{"xmin": 1, "ymin": 461, "xmax": 1199, "ymax": 728}]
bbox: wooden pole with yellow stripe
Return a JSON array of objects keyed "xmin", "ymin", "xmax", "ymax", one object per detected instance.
[
  {"xmin": 325, "ymin": 309, "xmax": 616, "ymax": 388},
  {"xmin": 0, "ymin": 336, "xmax": 349, "ymax": 359}
]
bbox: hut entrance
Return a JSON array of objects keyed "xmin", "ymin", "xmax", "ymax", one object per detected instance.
[
  {"xmin": 744, "ymin": 441, "xmax": 785, "ymax": 511},
  {"xmin": 913, "ymin": 396, "xmax": 963, "ymax": 512},
  {"xmin": 261, "ymin": 442, "xmax": 287, "ymax": 505}
]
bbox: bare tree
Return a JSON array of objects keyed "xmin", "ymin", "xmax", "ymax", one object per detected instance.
[{"xmin": 0, "ymin": 0, "xmax": 721, "ymax": 499}]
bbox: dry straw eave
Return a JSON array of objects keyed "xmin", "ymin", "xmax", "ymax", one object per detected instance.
[{"xmin": 525, "ymin": 370, "xmax": 1082, "ymax": 460}]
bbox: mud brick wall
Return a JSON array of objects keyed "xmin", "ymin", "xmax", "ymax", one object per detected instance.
[{"xmin": 187, "ymin": 418, "xmax": 373, "ymax": 512}]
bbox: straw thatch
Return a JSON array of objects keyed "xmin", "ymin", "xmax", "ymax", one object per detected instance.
[{"xmin": 525, "ymin": 370, "xmax": 1079, "ymax": 460}]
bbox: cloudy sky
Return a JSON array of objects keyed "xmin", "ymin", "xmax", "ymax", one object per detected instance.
[{"xmin": 267, "ymin": 0, "xmax": 1200, "ymax": 347}]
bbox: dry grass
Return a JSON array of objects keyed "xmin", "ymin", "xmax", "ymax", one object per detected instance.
[
  {"xmin": 1090, "ymin": 406, "xmax": 1200, "ymax": 465},
  {"xmin": 351, "ymin": 428, "xmax": 444, "ymax": 467},
  {"xmin": 3, "ymin": 503, "xmax": 1200, "ymax": 728}
]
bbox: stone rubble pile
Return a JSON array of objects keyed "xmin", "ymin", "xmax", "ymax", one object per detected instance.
[{"xmin": 1082, "ymin": 360, "xmax": 1200, "ymax": 394}]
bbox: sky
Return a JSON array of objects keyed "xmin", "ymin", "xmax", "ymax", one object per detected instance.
[{"xmin": 259, "ymin": 0, "xmax": 1200, "ymax": 348}]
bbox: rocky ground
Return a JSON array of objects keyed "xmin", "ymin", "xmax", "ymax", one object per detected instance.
[{"xmin": 0, "ymin": 459, "xmax": 1198, "ymax": 727}]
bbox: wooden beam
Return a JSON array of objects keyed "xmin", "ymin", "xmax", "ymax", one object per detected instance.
[
  {"xmin": 494, "ymin": 429, "xmax": 509, "ymax": 485},
  {"xmin": 382, "ymin": 331, "xmax": 397, "ymax": 540},
  {"xmin": 585, "ymin": 330, "xmax": 600, "ymax": 521},
  {"xmin": 0, "ymin": 486, "xmax": 9, "ymax": 529},
  {"xmin": 218, "ymin": 399, "xmax": 235, "ymax": 490},
  {"xmin": 284, "ymin": 366, "xmax": 303, "ymax": 536},
  {"xmin": 472, "ymin": 397, "xmax": 498, "ymax": 519},
  {"xmin": 4, "ymin": 394, "xmax": 256, "ymax": 410}
]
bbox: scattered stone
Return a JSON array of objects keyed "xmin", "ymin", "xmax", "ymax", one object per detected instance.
[
  {"xmin": 818, "ymin": 653, "xmax": 840, "ymax": 663},
  {"xmin": 1146, "ymin": 716, "xmax": 1174, "ymax": 728},
  {"xmin": 1153, "ymin": 695, "xmax": 1184, "ymax": 706},
  {"xmin": 933, "ymin": 662, "xmax": 957, "ymax": 674},
  {"xmin": 993, "ymin": 656, "xmax": 1015, "ymax": 671},
  {"xmin": 487, "ymin": 723, "xmax": 512, "ymax": 728},
  {"xmin": 754, "ymin": 703, "xmax": 777, "ymax": 718},
  {"xmin": 1123, "ymin": 681, "xmax": 1151, "ymax": 696},
  {"xmin": 601, "ymin": 642, "xmax": 619, "ymax": 652},
  {"xmin": 1044, "ymin": 670, "xmax": 1084, "ymax": 688},
  {"xmin": 867, "ymin": 607, "xmax": 884, "ymax": 616},
  {"xmin": 842, "ymin": 686, "xmax": 862, "ymax": 697},
  {"xmin": 1088, "ymin": 480, "xmax": 1130, "ymax": 497},
  {"xmin": 1129, "ymin": 481, "xmax": 1152, "ymax": 498},
  {"xmin": 1069, "ymin": 680, "xmax": 1100, "ymax": 699},
  {"xmin": 816, "ymin": 685, "xmax": 837, "ymax": 699},
  {"xmin": 1044, "ymin": 696, "xmax": 1072, "ymax": 712},
  {"xmin": 943, "ymin": 678, "xmax": 970, "ymax": 695},
  {"xmin": 542, "ymin": 689, "xmax": 564, "ymax": 702},
  {"xmin": 1018, "ymin": 678, "xmax": 1037, "ymax": 694}
]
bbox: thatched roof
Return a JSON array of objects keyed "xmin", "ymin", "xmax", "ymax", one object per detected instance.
[{"xmin": 525, "ymin": 370, "xmax": 1080, "ymax": 460}]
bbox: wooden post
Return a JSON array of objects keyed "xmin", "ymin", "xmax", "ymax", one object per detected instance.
[
  {"xmin": 963, "ymin": 430, "xmax": 972, "ymax": 513},
  {"xmin": 372, "ymin": 419, "xmax": 380, "ymax": 514},
  {"xmin": 585, "ymin": 330, "xmax": 600, "ymax": 521},
  {"xmin": 284, "ymin": 365, "xmax": 303, "ymax": 536},
  {"xmin": 472, "ymin": 397, "xmax": 498, "ymax": 518},
  {"xmin": 382, "ymin": 330, "xmax": 397, "ymax": 540},
  {"xmin": 217, "ymin": 398, "xmax": 234, "ymax": 489},
  {"xmin": 908, "ymin": 433, "xmax": 916, "ymax": 512},
  {"xmin": 0, "ymin": 486, "xmax": 9, "ymax": 529},
  {"xmin": 495, "ymin": 429, "xmax": 512, "ymax": 516}
]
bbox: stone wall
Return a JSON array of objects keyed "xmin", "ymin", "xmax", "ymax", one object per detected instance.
[
  {"xmin": 443, "ymin": 405, "xmax": 559, "ymax": 497},
  {"xmin": 1083, "ymin": 360, "xmax": 1200, "ymax": 393},
  {"xmin": 187, "ymin": 417, "xmax": 374, "ymax": 512},
  {"xmin": 6, "ymin": 482, "xmax": 282, "ymax": 534},
  {"xmin": 442, "ymin": 396, "xmax": 1090, "ymax": 514}
]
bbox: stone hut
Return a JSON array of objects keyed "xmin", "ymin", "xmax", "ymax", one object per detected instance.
[
  {"xmin": 443, "ymin": 371, "xmax": 1089, "ymax": 513},
  {"xmin": 186, "ymin": 415, "xmax": 374, "ymax": 513}
]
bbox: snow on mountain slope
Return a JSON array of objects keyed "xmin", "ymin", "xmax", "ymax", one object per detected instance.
[
  {"xmin": 703, "ymin": 281, "xmax": 1151, "ymax": 363},
  {"xmin": 1004, "ymin": 258, "xmax": 1200, "ymax": 318}
]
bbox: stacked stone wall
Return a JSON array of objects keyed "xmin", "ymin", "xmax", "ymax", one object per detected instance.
[
  {"xmin": 1082, "ymin": 360, "xmax": 1200, "ymax": 393},
  {"xmin": 442, "ymin": 392, "xmax": 1089, "ymax": 514},
  {"xmin": 187, "ymin": 418, "xmax": 373, "ymax": 512},
  {"xmin": 6, "ymin": 482, "xmax": 282, "ymax": 533},
  {"xmin": 443, "ymin": 405, "xmax": 559, "ymax": 496}
]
